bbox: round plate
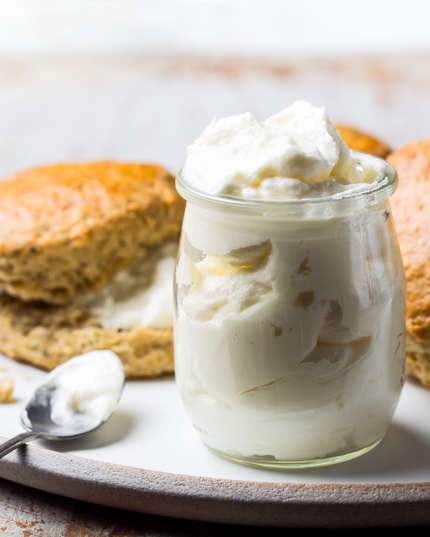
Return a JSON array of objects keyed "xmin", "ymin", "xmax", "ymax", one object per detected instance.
[
  {"xmin": 0, "ymin": 440, "xmax": 429, "ymax": 528},
  {"xmin": 1, "ymin": 355, "xmax": 430, "ymax": 528}
]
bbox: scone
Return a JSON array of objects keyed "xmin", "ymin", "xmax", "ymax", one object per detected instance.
[
  {"xmin": 388, "ymin": 140, "xmax": 430, "ymax": 388},
  {"xmin": 0, "ymin": 162, "xmax": 183, "ymax": 304},
  {"xmin": 0, "ymin": 162, "xmax": 185, "ymax": 378},
  {"xmin": 335, "ymin": 124, "xmax": 392, "ymax": 158}
]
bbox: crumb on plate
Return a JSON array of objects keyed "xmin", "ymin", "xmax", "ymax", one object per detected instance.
[{"xmin": 0, "ymin": 376, "xmax": 15, "ymax": 403}]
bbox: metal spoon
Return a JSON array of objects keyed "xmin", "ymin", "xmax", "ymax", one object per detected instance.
[{"xmin": 0, "ymin": 350, "xmax": 125, "ymax": 459}]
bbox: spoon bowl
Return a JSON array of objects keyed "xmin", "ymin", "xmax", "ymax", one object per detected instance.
[{"xmin": 0, "ymin": 350, "xmax": 125, "ymax": 458}]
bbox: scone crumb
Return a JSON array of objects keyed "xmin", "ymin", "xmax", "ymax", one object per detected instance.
[
  {"xmin": 21, "ymin": 372, "xmax": 30, "ymax": 380},
  {"xmin": 0, "ymin": 376, "xmax": 15, "ymax": 403}
]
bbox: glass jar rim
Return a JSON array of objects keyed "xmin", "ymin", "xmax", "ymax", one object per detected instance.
[{"xmin": 176, "ymin": 151, "xmax": 398, "ymax": 219}]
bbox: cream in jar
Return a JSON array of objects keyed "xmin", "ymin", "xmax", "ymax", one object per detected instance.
[{"xmin": 174, "ymin": 101, "xmax": 405, "ymax": 467}]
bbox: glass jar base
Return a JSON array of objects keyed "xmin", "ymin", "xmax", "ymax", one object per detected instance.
[{"xmin": 206, "ymin": 439, "xmax": 382, "ymax": 469}]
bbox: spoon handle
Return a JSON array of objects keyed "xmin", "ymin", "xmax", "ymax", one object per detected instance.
[{"xmin": 0, "ymin": 432, "xmax": 41, "ymax": 459}]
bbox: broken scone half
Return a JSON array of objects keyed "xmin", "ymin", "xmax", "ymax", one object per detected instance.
[
  {"xmin": 0, "ymin": 162, "xmax": 185, "ymax": 378},
  {"xmin": 388, "ymin": 140, "xmax": 430, "ymax": 389}
]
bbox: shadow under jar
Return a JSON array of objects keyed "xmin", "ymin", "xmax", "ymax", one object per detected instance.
[{"xmin": 174, "ymin": 154, "xmax": 405, "ymax": 469}]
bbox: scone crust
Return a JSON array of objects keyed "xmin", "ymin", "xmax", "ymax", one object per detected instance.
[
  {"xmin": 0, "ymin": 294, "xmax": 173, "ymax": 378},
  {"xmin": 335, "ymin": 124, "xmax": 392, "ymax": 158},
  {"xmin": 388, "ymin": 140, "xmax": 430, "ymax": 342},
  {"xmin": 406, "ymin": 331, "xmax": 430, "ymax": 389},
  {"xmin": 0, "ymin": 162, "xmax": 185, "ymax": 305}
]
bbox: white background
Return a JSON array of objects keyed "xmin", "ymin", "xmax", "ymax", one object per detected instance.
[{"xmin": 0, "ymin": 0, "xmax": 429, "ymax": 58}]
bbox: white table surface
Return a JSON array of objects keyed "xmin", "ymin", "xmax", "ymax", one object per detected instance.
[{"xmin": 0, "ymin": 56, "xmax": 429, "ymax": 181}]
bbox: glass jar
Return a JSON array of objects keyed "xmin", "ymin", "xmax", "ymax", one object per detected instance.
[{"xmin": 174, "ymin": 154, "xmax": 405, "ymax": 469}]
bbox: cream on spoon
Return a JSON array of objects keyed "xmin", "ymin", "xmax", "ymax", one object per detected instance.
[{"xmin": 0, "ymin": 350, "xmax": 125, "ymax": 458}]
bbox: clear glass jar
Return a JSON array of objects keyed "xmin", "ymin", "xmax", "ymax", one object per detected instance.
[{"xmin": 174, "ymin": 154, "xmax": 405, "ymax": 469}]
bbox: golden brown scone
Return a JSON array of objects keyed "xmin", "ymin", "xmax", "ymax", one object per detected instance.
[
  {"xmin": 0, "ymin": 162, "xmax": 185, "ymax": 305},
  {"xmin": 0, "ymin": 293, "xmax": 173, "ymax": 379},
  {"xmin": 388, "ymin": 139, "xmax": 430, "ymax": 388},
  {"xmin": 335, "ymin": 124, "xmax": 392, "ymax": 158}
]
